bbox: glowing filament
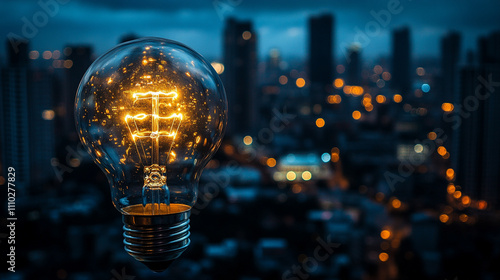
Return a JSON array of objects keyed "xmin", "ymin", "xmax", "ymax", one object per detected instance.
[{"xmin": 124, "ymin": 91, "xmax": 183, "ymax": 166}]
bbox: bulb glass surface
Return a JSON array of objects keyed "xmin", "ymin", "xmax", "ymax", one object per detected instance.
[{"xmin": 75, "ymin": 38, "xmax": 227, "ymax": 215}]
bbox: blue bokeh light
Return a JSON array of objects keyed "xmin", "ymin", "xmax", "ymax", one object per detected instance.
[
  {"xmin": 321, "ymin": 152, "xmax": 331, "ymax": 163},
  {"xmin": 421, "ymin": 83, "xmax": 431, "ymax": 93}
]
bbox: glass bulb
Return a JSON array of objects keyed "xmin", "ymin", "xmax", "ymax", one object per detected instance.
[{"xmin": 75, "ymin": 37, "xmax": 227, "ymax": 271}]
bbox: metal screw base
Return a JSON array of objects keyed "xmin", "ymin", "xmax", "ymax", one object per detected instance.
[{"xmin": 122, "ymin": 207, "xmax": 191, "ymax": 272}]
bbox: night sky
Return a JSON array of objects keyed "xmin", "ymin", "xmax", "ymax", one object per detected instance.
[{"xmin": 1, "ymin": 0, "xmax": 499, "ymax": 61}]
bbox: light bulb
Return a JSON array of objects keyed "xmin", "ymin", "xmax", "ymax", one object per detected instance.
[{"xmin": 75, "ymin": 37, "xmax": 227, "ymax": 272}]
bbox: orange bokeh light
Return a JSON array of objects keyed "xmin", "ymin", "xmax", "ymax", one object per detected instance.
[
  {"xmin": 316, "ymin": 118, "xmax": 325, "ymax": 128},
  {"xmin": 296, "ymin": 78, "xmax": 306, "ymax": 88},
  {"xmin": 352, "ymin": 110, "xmax": 361, "ymax": 120},
  {"xmin": 379, "ymin": 252, "xmax": 389, "ymax": 262},
  {"xmin": 333, "ymin": 78, "xmax": 344, "ymax": 88},
  {"xmin": 442, "ymin": 103, "xmax": 454, "ymax": 112},
  {"xmin": 393, "ymin": 94, "xmax": 403, "ymax": 103},
  {"xmin": 380, "ymin": 230, "xmax": 391, "ymax": 239}
]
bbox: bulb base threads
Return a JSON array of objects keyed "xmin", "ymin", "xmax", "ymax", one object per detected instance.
[{"xmin": 122, "ymin": 208, "xmax": 191, "ymax": 272}]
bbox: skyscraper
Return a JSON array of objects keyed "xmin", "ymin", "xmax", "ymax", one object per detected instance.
[
  {"xmin": 223, "ymin": 18, "xmax": 258, "ymax": 136},
  {"xmin": 478, "ymin": 31, "xmax": 500, "ymax": 65},
  {"xmin": 308, "ymin": 14, "xmax": 334, "ymax": 104},
  {"xmin": 0, "ymin": 40, "xmax": 31, "ymax": 193},
  {"xmin": 347, "ymin": 44, "xmax": 361, "ymax": 86},
  {"xmin": 30, "ymin": 70, "xmax": 56, "ymax": 184},
  {"xmin": 480, "ymin": 64, "xmax": 500, "ymax": 208},
  {"xmin": 478, "ymin": 32, "xmax": 500, "ymax": 208},
  {"xmin": 441, "ymin": 32, "xmax": 461, "ymax": 103},
  {"xmin": 457, "ymin": 31, "xmax": 500, "ymax": 208},
  {"xmin": 441, "ymin": 32, "xmax": 462, "ymax": 170},
  {"xmin": 391, "ymin": 27, "xmax": 411, "ymax": 95},
  {"xmin": 456, "ymin": 66, "xmax": 485, "ymax": 201},
  {"xmin": 262, "ymin": 48, "xmax": 282, "ymax": 85}
]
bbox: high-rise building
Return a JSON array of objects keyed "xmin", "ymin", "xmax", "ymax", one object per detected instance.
[
  {"xmin": 308, "ymin": 14, "xmax": 334, "ymax": 104},
  {"xmin": 347, "ymin": 44, "xmax": 361, "ymax": 86},
  {"xmin": 456, "ymin": 66, "xmax": 485, "ymax": 200},
  {"xmin": 457, "ymin": 31, "xmax": 500, "ymax": 208},
  {"xmin": 480, "ymin": 64, "xmax": 500, "ymax": 208},
  {"xmin": 262, "ymin": 48, "xmax": 282, "ymax": 85},
  {"xmin": 441, "ymin": 32, "xmax": 462, "ymax": 170},
  {"xmin": 0, "ymin": 40, "xmax": 31, "ymax": 193},
  {"xmin": 391, "ymin": 27, "xmax": 411, "ymax": 95},
  {"xmin": 478, "ymin": 31, "xmax": 500, "ymax": 65},
  {"xmin": 7, "ymin": 40, "xmax": 29, "ymax": 67},
  {"xmin": 478, "ymin": 32, "xmax": 500, "ymax": 208},
  {"xmin": 63, "ymin": 45, "xmax": 93, "ymax": 139},
  {"xmin": 223, "ymin": 18, "xmax": 258, "ymax": 136},
  {"xmin": 29, "ymin": 70, "xmax": 56, "ymax": 184},
  {"xmin": 440, "ymin": 32, "xmax": 461, "ymax": 103}
]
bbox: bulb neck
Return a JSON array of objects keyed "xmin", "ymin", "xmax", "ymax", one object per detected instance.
[{"xmin": 122, "ymin": 205, "xmax": 191, "ymax": 273}]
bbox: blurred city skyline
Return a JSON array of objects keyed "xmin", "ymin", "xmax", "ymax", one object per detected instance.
[
  {"xmin": 1, "ymin": 1, "xmax": 500, "ymax": 279},
  {"xmin": 1, "ymin": 0, "xmax": 500, "ymax": 60}
]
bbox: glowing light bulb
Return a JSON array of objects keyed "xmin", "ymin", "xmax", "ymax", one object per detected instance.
[{"xmin": 75, "ymin": 38, "xmax": 227, "ymax": 272}]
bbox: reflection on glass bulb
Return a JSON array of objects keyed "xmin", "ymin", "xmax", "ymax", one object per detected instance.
[{"xmin": 75, "ymin": 37, "xmax": 227, "ymax": 272}]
